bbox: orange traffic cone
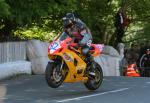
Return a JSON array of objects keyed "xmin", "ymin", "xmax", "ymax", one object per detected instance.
[{"xmin": 125, "ymin": 63, "xmax": 140, "ymax": 77}]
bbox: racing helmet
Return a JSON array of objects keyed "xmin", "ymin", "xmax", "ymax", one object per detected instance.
[
  {"xmin": 146, "ymin": 49, "xmax": 150, "ymax": 54},
  {"xmin": 62, "ymin": 13, "xmax": 76, "ymax": 28}
]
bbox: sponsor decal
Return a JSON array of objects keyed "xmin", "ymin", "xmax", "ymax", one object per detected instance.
[
  {"xmin": 63, "ymin": 53, "xmax": 73, "ymax": 62},
  {"xmin": 96, "ymin": 44, "xmax": 104, "ymax": 52}
]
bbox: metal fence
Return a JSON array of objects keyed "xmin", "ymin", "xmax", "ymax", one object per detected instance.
[{"xmin": 0, "ymin": 42, "xmax": 26, "ymax": 64}]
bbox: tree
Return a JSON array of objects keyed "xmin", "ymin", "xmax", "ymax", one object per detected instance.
[
  {"xmin": 0, "ymin": 0, "xmax": 150, "ymax": 46},
  {"xmin": 0, "ymin": 0, "xmax": 78, "ymax": 41},
  {"xmin": 75, "ymin": 0, "xmax": 117, "ymax": 43}
]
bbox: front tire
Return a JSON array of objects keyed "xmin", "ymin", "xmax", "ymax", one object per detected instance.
[
  {"xmin": 45, "ymin": 61, "xmax": 64, "ymax": 88},
  {"xmin": 84, "ymin": 62, "xmax": 103, "ymax": 90}
]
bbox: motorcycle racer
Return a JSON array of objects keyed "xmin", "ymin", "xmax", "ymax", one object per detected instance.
[{"xmin": 60, "ymin": 13, "xmax": 94, "ymax": 73}]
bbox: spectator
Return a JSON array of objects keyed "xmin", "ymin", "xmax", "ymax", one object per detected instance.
[
  {"xmin": 124, "ymin": 43, "xmax": 139, "ymax": 65},
  {"xmin": 114, "ymin": 7, "xmax": 130, "ymax": 46},
  {"xmin": 140, "ymin": 49, "xmax": 150, "ymax": 77},
  {"xmin": 138, "ymin": 41, "xmax": 150, "ymax": 64},
  {"xmin": 123, "ymin": 43, "xmax": 141, "ymax": 76}
]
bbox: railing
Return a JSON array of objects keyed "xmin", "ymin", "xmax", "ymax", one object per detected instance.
[{"xmin": 0, "ymin": 42, "xmax": 26, "ymax": 64}]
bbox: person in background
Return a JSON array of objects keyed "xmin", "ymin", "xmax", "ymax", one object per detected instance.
[
  {"xmin": 124, "ymin": 43, "xmax": 140, "ymax": 76},
  {"xmin": 125, "ymin": 43, "xmax": 139, "ymax": 65},
  {"xmin": 140, "ymin": 49, "xmax": 150, "ymax": 77},
  {"xmin": 114, "ymin": 7, "xmax": 130, "ymax": 46}
]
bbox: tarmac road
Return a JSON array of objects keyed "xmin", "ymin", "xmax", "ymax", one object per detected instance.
[{"xmin": 0, "ymin": 75, "xmax": 150, "ymax": 103}]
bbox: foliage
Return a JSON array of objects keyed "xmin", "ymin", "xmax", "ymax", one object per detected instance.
[
  {"xmin": 75, "ymin": 0, "xmax": 116, "ymax": 43},
  {"xmin": 0, "ymin": 0, "xmax": 150, "ymax": 46},
  {"xmin": 14, "ymin": 26, "xmax": 56, "ymax": 41},
  {"xmin": 122, "ymin": 0, "xmax": 150, "ymax": 43},
  {"xmin": 0, "ymin": 0, "xmax": 78, "ymax": 41},
  {"xmin": 0, "ymin": 0, "xmax": 10, "ymax": 18}
]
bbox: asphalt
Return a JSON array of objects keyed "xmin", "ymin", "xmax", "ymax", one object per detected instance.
[{"xmin": 0, "ymin": 75, "xmax": 150, "ymax": 103}]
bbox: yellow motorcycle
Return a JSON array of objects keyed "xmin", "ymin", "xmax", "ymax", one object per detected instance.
[{"xmin": 45, "ymin": 36, "xmax": 103, "ymax": 90}]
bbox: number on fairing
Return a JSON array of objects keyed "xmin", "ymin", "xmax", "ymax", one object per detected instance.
[
  {"xmin": 96, "ymin": 44, "xmax": 104, "ymax": 52},
  {"xmin": 87, "ymin": 40, "xmax": 92, "ymax": 47},
  {"xmin": 51, "ymin": 42, "xmax": 59, "ymax": 50},
  {"xmin": 49, "ymin": 41, "xmax": 61, "ymax": 54}
]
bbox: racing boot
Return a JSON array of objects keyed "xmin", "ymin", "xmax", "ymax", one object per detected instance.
[{"xmin": 86, "ymin": 53, "xmax": 96, "ymax": 77}]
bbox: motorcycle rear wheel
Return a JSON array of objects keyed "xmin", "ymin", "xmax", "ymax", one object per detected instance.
[
  {"xmin": 84, "ymin": 62, "xmax": 103, "ymax": 91},
  {"xmin": 45, "ymin": 61, "xmax": 65, "ymax": 88}
]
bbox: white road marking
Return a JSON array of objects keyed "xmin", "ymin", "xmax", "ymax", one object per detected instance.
[
  {"xmin": 56, "ymin": 88, "xmax": 129, "ymax": 103},
  {"xmin": 0, "ymin": 97, "xmax": 7, "ymax": 100},
  {"xmin": 146, "ymin": 82, "xmax": 150, "ymax": 84},
  {"xmin": 142, "ymin": 86, "xmax": 148, "ymax": 88}
]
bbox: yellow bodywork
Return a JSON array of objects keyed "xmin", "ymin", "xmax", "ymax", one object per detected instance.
[{"xmin": 48, "ymin": 48, "xmax": 88, "ymax": 83}]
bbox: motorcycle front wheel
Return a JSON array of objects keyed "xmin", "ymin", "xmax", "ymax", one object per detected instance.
[
  {"xmin": 45, "ymin": 61, "xmax": 65, "ymax": 88},
  {"xmin": 84, "ymin": 62, "xmax": 103, "ymax": 91}
]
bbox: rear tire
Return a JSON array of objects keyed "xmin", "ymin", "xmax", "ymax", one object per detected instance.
[
  {"xmin": 84, "ymin": 62, "xmax": 103, "ymax": 90},
  {"xmin": 45, "ymin": 61, "xmax": 65, "ymax": 88}
]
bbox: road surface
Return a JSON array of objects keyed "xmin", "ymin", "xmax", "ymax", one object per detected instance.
[{"xmin": 0, "ymin": 75, "xmax": 150, "ymax": 103}]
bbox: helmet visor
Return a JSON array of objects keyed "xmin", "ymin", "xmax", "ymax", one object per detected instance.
[{"xmin": 64, "ymin": 19, "xmax": 74, "ymax": 28}]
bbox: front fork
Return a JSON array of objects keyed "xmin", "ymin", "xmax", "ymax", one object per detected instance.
[{"xmin": 60, "ymin": 60, "xmax": 64, "ymax": 71}]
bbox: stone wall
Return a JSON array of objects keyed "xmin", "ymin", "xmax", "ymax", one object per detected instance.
[
  {"xmin": 0, "ymin": 42, "xmax": 26, "ymax": 64},
  {"xmin": 0, "ymin": 42, "xmax": 31, "ymax": 80},
  {"xmin": 26, "ymin": 40, "xmax": 49, "ymax": 74},
  {"xmin": 26, "ymin": 40, "xmax": 121, "ymax": 76},
  {"xmin": 0, "ymin": 40, "xmax": 122, "ymax": 80},
  {"xmin": 95, "ymin": 55, "xmax": 120, "ymax": 76},
  {"xmin": 0, "ymin": 61, "xmax": 31, "ymax": 80}
]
